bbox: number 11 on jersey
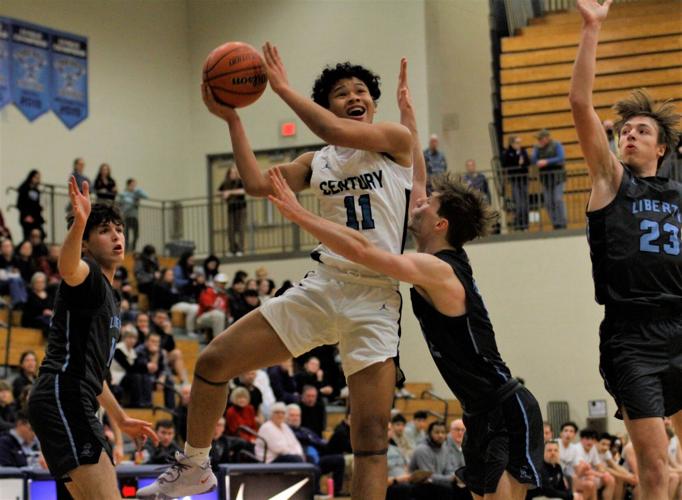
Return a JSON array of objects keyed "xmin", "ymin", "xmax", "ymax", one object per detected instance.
[{"xmin": 344, "ymin": 194, "xmax": 376, "ymax": 230}]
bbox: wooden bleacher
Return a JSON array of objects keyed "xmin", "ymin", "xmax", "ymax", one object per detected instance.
[{"xmin": 499, "ymin": 0, "xmax": 682, "ymax": 230}]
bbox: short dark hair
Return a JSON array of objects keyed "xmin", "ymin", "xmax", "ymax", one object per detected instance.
[
  {"xmin": 560, "ymin": 421, "xmax": 578, "ymax": 433},
  {"xmin": 432, "ymin": 173, "xmax": 498, "ymax": 248},
  {"xmin": 413, "ymin": 410, "xmax": 428, "ymax": 420},
  {"xmin": 302, "ymin": 384, "xmax": 317, "ymax": 394},
  {"xmin": 67, "ymin": 203, "xmax": 124, "ymax": 241},
  {"xmin": 126, "ymin": 178, "xmax": 135, "ymax": 187},
  {"xmin": 598, "ymin": 432, "xmax": 613, "ymax": 443},
  {"xmin": 579, "ymin": 429, "xmax": 598, "ymax": 440},
  {"xmin": 311, "ymin": 62, "xmax": 381, "ymax": 109},
  {"xmin": 391, "ymin": 414, "xmax": 407, "ymax": 425},
  {"xmin": 427, "ymin": 420, "xmax": 446, "ymax": 435},
  {"xmin": 155, "ymin": 419, "xmax": 174, "ymax": 431}
]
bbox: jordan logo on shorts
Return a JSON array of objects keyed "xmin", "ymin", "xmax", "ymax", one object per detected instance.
[
  {"xmin": 80, "ymin": 443, "xmax": 93, "ymax": 458},
  {"xmin": 379, "ymin": 303, "xmax": 388, "ymax": 311}
]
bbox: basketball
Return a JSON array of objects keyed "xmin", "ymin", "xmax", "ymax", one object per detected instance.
[{"xmin": 203, "ymin": 41, "xmax": 268, "ymax": 108}]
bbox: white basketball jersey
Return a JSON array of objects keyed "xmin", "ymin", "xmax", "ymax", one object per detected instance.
[{"xmin": 309, "ymin": 145, "xmax": 413, "ymax": 278}]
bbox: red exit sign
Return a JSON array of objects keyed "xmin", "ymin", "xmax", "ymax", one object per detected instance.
[{"xmin": 280, "ymin": 121, "xmax": 296, "ymax": 137}]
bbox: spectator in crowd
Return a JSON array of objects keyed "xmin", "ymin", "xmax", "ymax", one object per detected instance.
[
  {"xmin": 94, "ymin": 163, "xmax": 117, "ymax": 203},
  {"xmin": 286, "ymin": 403, "xmax": 346, "ymax": 497},
  {"xmin": 227, "ymin": 277, "xmax": 248, "ymax": 322},
  {"xmin": 152, "ymin": 268, "xmax": 199, "ymax": 335},
  {"xmin": 20, "ymin": 272, "xmax": 53, "ymax": 335},
  {"xmin": 0, "ymin": 208, "xmax": 12, "ymax": 241},
  {"xmin": 135, "ymin": 331, "xmax": 174, "ymax": 408},
  {"xmin": 232, "ymin": 370, "xmax": 264, "ymax": 416},
  {"xmin": 118, "ymin": 178, "xmax": 148, "ymax": 251},
  {"xmin": 390, "ymin": 413, "xmax": 414, "ymax": 461},
  {"xmin": 0, "ymin": 238, "xmax": 28, "ymax": 307},
  {"xmin": 299, "ymin": 345, "xmax": 344, "ymax": 399},
  {"xmin": 300, "ymin": 385, "xmax": 326, "ymax": 438},
  {"xmin": 134, "ymin": 244, "xmax": 160, "ymax": 295},
  {"xmin": 254, "ymin": 266, "xmax": 275, "ymax": 291},
  {"xmin": 257, "ymin": 278, "xmax": 276, "ymax": 304},
  {"xmin": 255, "ymin": 402, "xmax": 304, "ymax": 463},
  {"xmin": 135, "ymin": 312, "xmax": 151, "ymax": 346},
  {"xmin": 110, "ymin": 325, "xmax": 144, "ymax": 406},
  {"xmin": 219, "ymin": 165, "xmax": 247, "ymax": 257},
  {"xmin": 15, "ymin": 240, "xmax": 37, "ymax": 284},
  {"xmin": 12, "ymin": 351, "xmax": 37, "ymax": 401},
  {"xmin": 327, "ymin": 411, "xmax": 352, "ymax": 456},
  {"xmin": 595, "ymin": 433, "xmax": 638, "ymax": 499},
  {"xmin": 140, "ymin": 420, "xmax": 181, "ymax": 465},
  {"xmin": 409, "ymin": 421, "xmax": 460, "ymax": 497},
  {"xmin": 295, "ymin": 356, "xmax": 333, "ymax": 398},
  {"xmin": 16, "ymin": 170, "xmax": 45, "ymax": 242},
  {"xmin": 423, "ymin": 133, "xmax": 447, "ymax": 192},
  {"xmin": 267, "ymin": 359, "xmax": 300, "ymax": 404},
  {"xmin": 245, "ymin": 278, "xmax": 258, "ymax": 291},
  {"xmin": 602, "ymin": 120, "xmax": 618, "ymax": 155},
  {"xmin": 173, "ymin": 251, "xmax": 198, "ymax": 300},
  {"xmin": 197, "ymin": 273, "xmax": 229, "ymax": 342},
  {"xmin": 462, "ymin": 159, "xmax": 490, "ymax": 203},
  {"xmin": 502, "ymin": 135, "xmax": 530, "ymax": 231},
  {"xmin": 405, "ymin": 410, "xmax": 429, "ymax": 447},
  {"xmin": 242, "ymin": 289, "xmax": 260, "ymax": 316},
  {"xmin": 253, "ymin": 369, "xmax": 276, "ymax": 420},
  {"xmin": 28, "ymin": 228, "xmax": 47, "ymax": 260},
  {"xmin": 113, "ymin": 265, "xmax": 136, "ymax": 304},
  {"xmin": 209, "ymin": 417, "xmax": 252, "ymax": 467},
  {"xmin": 576, "ymin": 429, "xmax": 616, "ymax": 500},
  {"xmin": 0, "ymin": 380, "xmax": 17, "ymax": 433},
  {"xmin": 0, "ymin": 411, "xmax": 42, "ymax": 467},
  {"xmin": 71, "ymin": 157, "xmax": 90, "ymax": 192},
  {"xmin": 558, "ymin": 422, "xmax": 597, "ymax": 499},
  {"xmin": 532, "ymin": 129, "xmax": 567, "ymax": 230},
  {"xmin": 225, "ymin": 387, "xmax": 259, "ymax": 443},
  {"xmin": 527, "ymin": 440, "xmax": 578, "ymax": 500},
  {"xmin": 150, "ymin": 310, "xmax": 189, "ymax": 386},
  {"xmin": 446, "ymin": 418, "xmax": 466, "ymax": 473},
  {"xmin": 203, "ymin": 255, "xmax": 220, "ymax": 284},
  {"xmin": 544, "ymin": 421, "xmax": 554, "ymax": 442},
  {"xmin": 38, "ymin": 243, "xmax": 61, "ymax": 289}
]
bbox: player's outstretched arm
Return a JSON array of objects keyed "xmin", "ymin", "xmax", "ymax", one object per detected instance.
[
  {"xmin": 98, "ymin": 382, "xmax": 159, "ymax": 448},
  {"xmin": 59, "ymin": 176, "xmax": 91, "ymax": 286},
  {"xmin": 397, "ymin": 57, "xmax": 427, "ymax": 211},
  {"xmin": 268, "ymin": 168, "xmax": 450, "ymax": 290},
  {"xmin": 569, "ymin": 0, "xmax": 621, "ymax": 205},
  {"xmin": 202, "ymin": 83, "xmax": 313, "ymax": 196},
  {"xmin": 263, "ymin": 42, "xmax": 412, "ymax": 166}
]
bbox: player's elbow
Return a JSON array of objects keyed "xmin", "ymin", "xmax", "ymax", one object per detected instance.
[
  {"xmin": 568, "ymin": 90, "xmax": 590, "ymax": 109},
  {"xmin": 244, "ymin": 183, "xmax": 269, "ymax": 198}
]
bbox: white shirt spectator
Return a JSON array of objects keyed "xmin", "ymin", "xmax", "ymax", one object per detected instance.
[
  {"xmin": 559, "ymin": 441, "xmax": 582, "ymax": 477},
  {"xmin": 595, "ymin": 448, "xmax": 613, "ymax": 466},
  {"xmin": 254, "ymin": 369, "xmax": 276, "ymax": 419},
  {"xmin": 256, "ymin": 420, "xmax": 304, "ymax": 463},
  {"xmin": 575, "ymin": 444, "xmax": 600, "ymax": 468}
]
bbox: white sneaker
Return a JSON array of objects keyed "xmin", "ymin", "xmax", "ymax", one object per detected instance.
[{"xmin": 136, "ymin": 451, "xmax": 216, "ymax": 499}]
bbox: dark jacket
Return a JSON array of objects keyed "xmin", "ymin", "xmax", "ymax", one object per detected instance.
[
  {"xmin": 526, "ymin": 462, "xmax": 572, "ymax": 499},
  {"xmin": 267, "ymin": 366, "xmax": 299, "ymax": 404},
  {"xmin": 0, "ymin": 431, "xmax": 38, "ymax": 466},
  {"xmin": 143, "ymin": 441, "xmax": 182, "ymax": 465},
  {"xmin": 502, "ymin": 146, "xmax": 530, "ymax": 176}
]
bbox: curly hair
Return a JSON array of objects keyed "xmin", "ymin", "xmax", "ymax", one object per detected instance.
[
  {"xmin": 432, "ymin": 173, "xmax": 498, "ymax": 248},
  {"xmin": 311, "ymin": 62, "xmax": 381, "ymax": 109},
  {"xmin": 67, "ymin": 203, "xmax": 124, "ymax": 240},
  {"xmin": 613, "ymin": 88, "xmax": 681, "ymax": 163}
]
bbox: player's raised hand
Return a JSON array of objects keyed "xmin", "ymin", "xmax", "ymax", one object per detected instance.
[
  {"xmin": 267, "ymin": 167, "xmax": 305, "ymax": 222},
  {"xmin": 397, "ymin": 58, "xmax": 413, "ymax": 112},
  {"xmin": 68, "ymin": 176, "xmax": 91, "ymax": 226},
  {"xmin": 119, "ymin": 416, "xmax": 159, "ymax": 447},
  {"xmin": 201, "ymin": 83, "xmax": 238, "ymax": 122},
  {"xmin": 262, "ymin": 42, "xmax": 289, "ymax": 94},
  {"xmin": 576, "ymin": 0, "xmax": 613, "ymax": 25}
]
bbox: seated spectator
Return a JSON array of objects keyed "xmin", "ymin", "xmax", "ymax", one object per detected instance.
[
  {"xmin": 21, "ymin": 272, "xmax": 53, "ymax": 335},
  {"xmin": 595, "ymin": 433, "xmax": 637, "ymax": 499},
  {"xmin": 327, "ymin": 411, "xmax": 352, "ymax": 456},
  {"xmin": 196, "ymin": 273, "xmax": 229, "ymax": 342},
  {"xmin": 110, "ymin": 325, "xmax": 145, "ymax": 406},
  {"xmin": 391, "ymin": 414, "xmax": 414, "ymax": 461},
  {"xmin": 151, "ymin": 268, "xmax": 199, "ymax": 335},
  {"xmin": 135, "ymin": 312, "xmax": 151, "ymax": 345},
  {"xmin": 173, "ymin": 251, "xmax": 198, "ymax": 300},
  {"xmin": 232, "ymin": 370, "xmax": 263, "ymax": 417},
  {"xmin": 210, "ymin": 417, "xmax": 254, "ymax": 468},
  {"xmin": 134, "ymin": 332, "xmax": 174, "ymax": 408},
  {"xmin": 38, "ymin": 243, "xmax": 61, "ymax": 289},
  {"xmin": 446, "ymin": 418, "xmax": 466, "ymax": 473},
  {"xmin": 543, "ymin": 421, "xmax": 554, "ymax": 442},
  {"xmin": 0, "ymin": 411, "xmax": 42, "ymax": 467},
  {"xmin": 253, "ymin": 369, "xmax": 276, "ymax": 419},
  {"xmin": 225, "ymin": 387, "xmax": 259, "ymax": 442},
  {"xmin": 243, "ymin": 289, "xmax": 260, "ymax": 313},
  {"xmin": 387, "ymin": 424, "xmax": 436, "ymax": 500},
  {"xmin": 286, "ymin": 403, "xmax": 345, "ymax": 497},
  {"xmin": 255, "ymin": 402, "xmax": 304, "ymax": 463},
  {"xmin": 257, "ymin": 278, "xmax": 275, "ymax": 304},
  {"xmin": 15, "ymin": 240, "xmax": 38, "ymax": 284},
  {"xmin": 405, "ymin": 410, "xmax": 429, "ymax": 447},
  {"xmin": 300, "ymin": 385, "xmax": 326, "ymax": 438},
  {"xmin": 409, "ymin": 421, "xmax": 460, "ymax": 497},
  {"xmin": 0, "ymin": 238, "xmax": 28, "ymax": 306},
  {"xmin": 12, "ymin": 351, "xmax": 37, "ymax": 401},
  {"xmin": 558, "ymin": 422, "xmax": 597, "ymax": 499},
  {"xmin": 150, "ymin": 310, "xmax": 189, "ymax": 385},
  {"xmin": 134, "ymin": 244, "xmax": 160, "ymax": 295},
  {"xmin": 267, "ymin": 359, "xmax": 299, "ymax": 404},
  {"xmin": 28, "ymin": 228, "xmax": 48, "ymax": 260},
  {"xmin": 140, "ymin": 420, "xmax": 181, "ymax": 464},
  {"xmin": 113, "ymin": 266, "xmax": 136, "ymax": 304},
  {"xmin": 202, "ymin": 254, "xmax": 220, "ymax": 284},
  {"xmin": 0, "ymin": 380, "xmax": 17, "ymax": 433},
  {"xmin": 527, "ymin": 440, "xmax": 576, "ymax": 500},
  {"xmin": 295, "ymin": 356, "xmax": 333, "ymax": 397},
  {"xmin": 576, "ymin": 429, "xmax": 615, "ymax": 499},
  {"xmin": 227, "ymin": 278, "xmax": 248, "ymax": 322}
]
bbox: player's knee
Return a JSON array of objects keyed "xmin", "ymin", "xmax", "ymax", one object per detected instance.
[
  {"xmin": 352, "ymin": 413, "xmax": 388, "ymax": 450},
  {"xmin": 195, "ymin": 345, "xmax": 224, "ymax": 376},
  {"xmin": 638, "ymin": 457, "xmax": 668, "ymax": 488}
]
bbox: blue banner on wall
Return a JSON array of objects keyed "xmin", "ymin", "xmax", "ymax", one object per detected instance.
[
  {"xmin": 10, "ymin": 20, "xmax": 51, "ymax": 121},
  {"xmin": 0, "ymin": 19, "xmax": 10, "ymax": 110},
  {"xmin": 50, "ymin": 30, "xmax": 88, "ymax": 129}
]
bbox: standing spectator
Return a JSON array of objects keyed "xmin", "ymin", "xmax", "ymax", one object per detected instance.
[
  {"xmin": 15, "ymin": 240, "xmax": 37, "ymax": 284},
  {"xmin": 12, "ymin": 351, "xmax": 37, "ymax": 401},
  {"xmin": 134, "ymin": 244, "xmax": 160, "ymax": 295},
  {"xmin": 20, "ymin": 272, "xmax": 53, "ymax": 335},
  {"xmin": 0, "ymin": 208, "xmax": 12, "ymax": 241},
  {"xmin": 299, "ymin": 385, "xmax": 326, "ymax": 438},
  {"xmin": 219, "ymin": 166, "xmax": 247, "ymax": 257},
  {"xmin": 423, "ymin": 133, "xmax": 447, "ymax": 191},
  {"xmin": 224, "ymin": 387, "xmax": 259, "ymax": 442},
  {"xmin": 0, "ymin": 238, "xmax": 28, "ymax": 306},
  {"xmin": 502, "ymin": 136, "xmax": 530, "ymax": 231},
  {"xmin": 0, "ymin": 411, "xmax": 42, "ymax": 467},
  {"xmin": 140, "ymin": 420, "xmax": 181, "ymax": 464},
  {"xmin": 196, "ymin": 273, "xmax": 229, "ymax": 342},
  {"xmin": 94, "ymin": 163, "xmax": 117, "ymax": 203},
  {"xmin": 0, "ymin": 380, "xmax": 17, "ymax": 433},
  {"xmin": 462, "ymin": 159, "xmax": 490, "ymax": 203},
  {"xmin": 118, "ymin": 178, "xmax": 148, "ymax": 251},
  {"xmin": 527, "ymin": 440, "xmax": 578, "ymax": 499},
  {"xmin": 71, "ymin": 157, "xmax": 90, "ymax": 192},
  {"xmin": 16, "ymin": 170, "xmax": 45, "ymax": 241},
  {"xmin": 255, "ymin": 402, "xmax": 304, "ymax": 464},
  {"xmin": 203, "ymin": 255, "xmax": 220, "ymax": 284},
  {"xmin": 267, "ymin": 359, "xmax": 300, "ymax": 404},
  {"xmin": 532, "ymin": 129, "xmax": 567, "ymax": 229}
]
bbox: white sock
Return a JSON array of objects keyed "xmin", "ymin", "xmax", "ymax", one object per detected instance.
[{"xmin": 184, "ymin": 443, "xmax": 211, "ymax": 465}]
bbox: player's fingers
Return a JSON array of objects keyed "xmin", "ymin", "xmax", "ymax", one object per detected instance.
[{"xmin": 82, "ymin": 180, "xmax": 89, "ymax": 198}]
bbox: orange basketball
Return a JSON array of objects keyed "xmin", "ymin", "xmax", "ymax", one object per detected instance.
[{"xmin": 203, "ymin": 41, "xmax": 268, "ymax": 108}]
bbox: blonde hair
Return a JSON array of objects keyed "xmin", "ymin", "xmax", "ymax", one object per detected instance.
[{"xmin": 229, "ymin": 386, "xmax": 250, "ymax": 405}]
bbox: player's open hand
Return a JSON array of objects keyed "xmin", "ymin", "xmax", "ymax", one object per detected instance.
[
  {"xmin": 397, "ymin": 58, "xmax": 413, "ymax": 113},
  {"xmin": 202, "ymin": 83, "xmax": 238, "ymax": 122},
  {"xmin": 262, "ymin": 42, "xmax": 289, "ymax": 94},
  {"xmin": 576, "ymin": 0, "xmax": 613, "ymax": 26},
  {"xmin": 68, "ymin": 176, "xmax": 91, "ymax": 226},
  {"xmin": 119, "ymin": 416, "xmax": 159, "ymax": 448},
  {"xmin": 268, "ymin": 167, "xmax": 305, "ymax": 222}
]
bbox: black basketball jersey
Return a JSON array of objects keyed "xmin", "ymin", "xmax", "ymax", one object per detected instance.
[
  {"xmin": 39, "ymin": 258, "xmax": 121, "ymax": 394},
  {"xmin": 587, "ymin": 167, "xmax": 682, "ymax": 308},
  {"xmin": 409, "ymin": 248, "xmax": 516, "ymax": 414}
]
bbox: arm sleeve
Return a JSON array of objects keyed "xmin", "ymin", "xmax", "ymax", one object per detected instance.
[{"xmin": 62, "ymin": 258, "xmax": 106, "ymax": 308}]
